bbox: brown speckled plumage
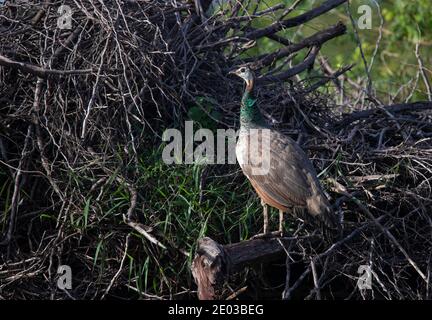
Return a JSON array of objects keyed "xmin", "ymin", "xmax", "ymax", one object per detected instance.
[
  {"xmin": 230, "ymin": 66, "xmax": 337, "ymax": 235},
  {"xmin": 237, "ymin": 128, "xmax": 337, "ymax": 229}
]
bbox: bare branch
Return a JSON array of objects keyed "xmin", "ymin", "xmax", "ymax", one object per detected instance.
[
  {"xmin": 245, "ymin": 0, "xmax": 347, "ymax": 40},
  {"xmin": 0, "ymin": 54, "xmax": 92, "ymax": 78}
]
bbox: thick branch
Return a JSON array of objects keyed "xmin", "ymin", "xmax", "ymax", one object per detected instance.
[
  {"xmin": 245, "ymin": 0, "xmax": 347, "ymax": 40},
  {"xmin": 251, "ymin": 22, "xmax": 346, "ymax": 69},
  {"xmin": 191, "ymin": 236, "xmax": 293, "ymax": 300},
  {"xmin": 257, "ymin": 46, "xmax": 320, "ymax": 83}
]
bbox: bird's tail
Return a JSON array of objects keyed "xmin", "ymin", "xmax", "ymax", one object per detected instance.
[{"xmin": 307, "ymin": 193, "xmax": 339, "ymax": 230}]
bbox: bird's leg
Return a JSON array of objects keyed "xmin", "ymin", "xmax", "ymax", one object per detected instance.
[
  {"xmin": 263, "ymin": 201, "xmax": 269, "ymax": 234},
  {"xmin": 251, "ymin": 201, "xmax": 285, "ymax": 239},
  {"xmin": 251, "ymin": 200, "xmax": 271, "ymax": 239},
  {"xmin": 278, "ymin": 209, "xmax": 284, "ymax": 237}
]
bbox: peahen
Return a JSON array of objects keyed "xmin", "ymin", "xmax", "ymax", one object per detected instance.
[{"xmin": 229, "ymin": 66, "xmax": 338, "ymax": 237}]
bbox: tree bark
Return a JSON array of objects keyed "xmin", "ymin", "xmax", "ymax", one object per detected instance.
[{"xmin": 191, "ymin": 236, "xmax": 291, "ymax": 300}]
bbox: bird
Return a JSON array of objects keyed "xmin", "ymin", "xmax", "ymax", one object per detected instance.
[{"xmin": 229, "ymin": 66, "xmax": 337, "ymax": 238}]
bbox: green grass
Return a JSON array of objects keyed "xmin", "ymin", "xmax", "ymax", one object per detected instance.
[
  {"xmin": 89, "ymin": 143, "xmax": 263, "ymax": 296},
  {"xmin": 106, "ymin": 135, "xmax": 316, "ymax": 296}
]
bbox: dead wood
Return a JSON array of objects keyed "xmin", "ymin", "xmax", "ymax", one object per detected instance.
[{"xmin": 192, "ymin": 236, "xmax": 293, "ymax": 300}]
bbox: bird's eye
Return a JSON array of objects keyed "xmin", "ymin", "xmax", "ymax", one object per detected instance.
[{"xmin": 239, "ymin": 67, "xmax": 246, "ymax": 73}]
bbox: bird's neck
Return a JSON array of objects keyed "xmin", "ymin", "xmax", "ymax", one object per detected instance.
[{"xmin": 240, "ymin": 79, "xmax": 265, "ymax": 129}]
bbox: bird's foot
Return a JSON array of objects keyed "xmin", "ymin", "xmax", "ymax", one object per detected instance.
[{"xmin": 251, "ymin": 230, "xmax": 283, "ymax": 240}]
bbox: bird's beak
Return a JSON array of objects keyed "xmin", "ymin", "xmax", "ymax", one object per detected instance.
[{"xmin": 228, "ymin": 69, "xmax": 237, "ymax": 76}]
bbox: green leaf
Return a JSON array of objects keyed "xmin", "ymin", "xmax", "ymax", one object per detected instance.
[{"xmin": 83, "ymin": 198, "xmax": 91, "ymax": 228}]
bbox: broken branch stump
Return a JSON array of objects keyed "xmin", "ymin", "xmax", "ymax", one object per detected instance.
[{"xmin": 191, "ymin": 237, "xmax": 291, "ymax": 300}]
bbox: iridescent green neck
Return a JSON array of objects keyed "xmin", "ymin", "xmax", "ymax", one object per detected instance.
[{"xmin": 240, "ymin": 89, "xmax": 266, "ymax": 129}]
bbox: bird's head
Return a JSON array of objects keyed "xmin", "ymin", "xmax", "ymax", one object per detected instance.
[{"xmin": 229, "ymin": 66, "xmax": 254, "ymax": 90}]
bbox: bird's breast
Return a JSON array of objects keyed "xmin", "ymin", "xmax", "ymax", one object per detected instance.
[
  {"xmin": 235, "ymin": 133, "xmax": 248, "ymax": 171},
  {"xmin": 236, "ymin": 128, "xmax": 271, "ymax": 175}
]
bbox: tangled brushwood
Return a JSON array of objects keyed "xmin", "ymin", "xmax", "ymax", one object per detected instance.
[{"xmin": 0, "ymin": 0, "xmax": 432, "ymax": 299}]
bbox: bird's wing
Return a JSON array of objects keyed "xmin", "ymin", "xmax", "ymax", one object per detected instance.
[
  {"xmin": 238, "ymin": 128, "xmax": 337, "ymax": 228},
  {"xmin": 239, "ymin": 129, "xmax": 314, "ymax": 208}
]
